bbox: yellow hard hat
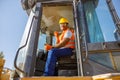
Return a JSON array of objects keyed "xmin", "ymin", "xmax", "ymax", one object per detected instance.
[{"xmin": 59, "ymin": 18, "xmax": 69, "ymax": 24}]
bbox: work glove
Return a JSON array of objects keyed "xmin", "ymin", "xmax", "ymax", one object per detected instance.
[{"xmin": 44, "ymin": 44, "xmax": 52, "ymax": 51}]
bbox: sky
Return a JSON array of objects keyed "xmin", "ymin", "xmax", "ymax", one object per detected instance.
[{"xmin": 0, "ymin": 0, "xmax": 28, "ymax": 69}]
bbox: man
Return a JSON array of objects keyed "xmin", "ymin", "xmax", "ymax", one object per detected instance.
[{"xmin": 43, "ymin": 17, "xmax": 75, "ymax": 76}]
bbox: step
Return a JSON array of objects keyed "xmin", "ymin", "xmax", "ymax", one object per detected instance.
[{"xmin": 92, "ymin": 73, "xmax": 120, "ymax": 80}]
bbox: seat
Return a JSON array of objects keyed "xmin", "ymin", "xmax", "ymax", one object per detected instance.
[{"xmin": 56, "ymin": 50, "xmax": 77, "ymax": 76}]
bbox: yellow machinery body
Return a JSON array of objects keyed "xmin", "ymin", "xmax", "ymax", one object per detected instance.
[
  {"xmin": 1, "ymin": 59, "xmax": 120, "ymax": 80},
  {"xmin": 21, "ymin": 74, "xmax": 120, "ymax": 80},
  {"xmin": 0, "ymin": 59, "xmax": 10, "ymax": 80}
]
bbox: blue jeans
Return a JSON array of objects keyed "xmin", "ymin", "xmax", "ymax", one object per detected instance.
[{"xmin": 43, "ymin": 48, "xmax": 73, "ymax": 76}]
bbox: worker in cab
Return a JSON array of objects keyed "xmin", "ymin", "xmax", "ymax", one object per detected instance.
[{"xmin": 43, "ymin": 17, "xmax": 75, "ymax": 76}]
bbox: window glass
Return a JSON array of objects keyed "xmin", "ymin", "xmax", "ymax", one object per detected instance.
[
  {"xmin": 16, "ymin": 11, "xmax": 35, "ymax": 71},
  {"xmin": 84, "ymin": 0, "xmax": 116, "ymax": 42},
  {"xmin": 84, "ymin": 1, "xmax": 105, "ymax": 43},
  {"xmin": 52, "ymin": 36, "xmax": 56, "ymax": 45},
  {"xmin": 37, "ymin": 33, "xmax": 46, "ymax": 50},
  {"xmin": 83, "ymin": 0, "xmax": 115, "ymax": 69},
  {"xmin": 112, "ymin": 0, "xmax": 120, "ymax": 18},
  {"xmin": 112, "ymin": 52, "xmax": 120, "ymax": 71},
  {"xmin": 89, "ymin": 53, "xmax": 113, "ymax": 68},
  {"xmin": 95, "ymin": 0, "xmax": 116, "ymax": 41}
]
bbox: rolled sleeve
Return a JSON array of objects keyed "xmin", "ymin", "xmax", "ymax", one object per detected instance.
[{"xmin": 64, "ymin": 30, "xmax": 72, "ymax": 39}]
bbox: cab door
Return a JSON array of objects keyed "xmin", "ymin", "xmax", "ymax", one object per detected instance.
[
  {"xmin": 73, "ymin": 0, "xmax": 97, "ymax": 76},
  {"xmin": 14, "ymin": 2, "xmax": 42, "ymax": 77}
]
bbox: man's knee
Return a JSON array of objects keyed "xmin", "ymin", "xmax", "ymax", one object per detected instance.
[{"xmin": 49, "ymin": 48, "xmax": 58, "ymax": 56}]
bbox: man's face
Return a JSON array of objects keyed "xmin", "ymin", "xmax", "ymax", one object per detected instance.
[{"xmin": 59, "ymin": 23, "xmax": 68, "ymax": 30}]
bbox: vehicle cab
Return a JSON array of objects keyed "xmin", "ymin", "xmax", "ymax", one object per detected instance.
[{"xmin": 12, "ymin": 0, "xmax": 120, "ymax": 79}]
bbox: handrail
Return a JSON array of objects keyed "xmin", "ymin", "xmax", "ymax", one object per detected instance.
[
  {"xmin": 106, "ymin": 0, "xmax": 120, "ymax": 33},
  {"xmin": 14, "ymin": 16, "xmax": 35, "ymax": 75},
  {"xmin": 73, "ymin": 0, "xmax": 84, "ymax": 76},
  {"xmin": 77, "ymin": 0, "xmax": 89, "ymax": 61}
]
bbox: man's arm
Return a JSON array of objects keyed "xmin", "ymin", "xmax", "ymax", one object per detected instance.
[{"xmin": 53, "ymin": 38, "xmax": 70, "ymax": 48}]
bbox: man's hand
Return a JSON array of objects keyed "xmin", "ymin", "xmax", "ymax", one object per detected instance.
[
  {"xmin": 44, "ymin": 44, "xmax": 52, "ymax": 51},
  {"xmin": 54, "ymin": 31, "xmax": 59, "ymax": 37},
  {"xmin": 54, "ymin": 31, "xmax": 60, "ymax": 44}
]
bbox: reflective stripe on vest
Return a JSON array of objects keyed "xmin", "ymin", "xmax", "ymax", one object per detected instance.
[{"xmin": 59, "ymin": 29, "xmax": 75, "ymax": 49}]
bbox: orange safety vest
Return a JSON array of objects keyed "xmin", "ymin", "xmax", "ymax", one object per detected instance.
[{"xmin": 59, "ymin": 29, "xmax": 75, "ymax": 49}]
